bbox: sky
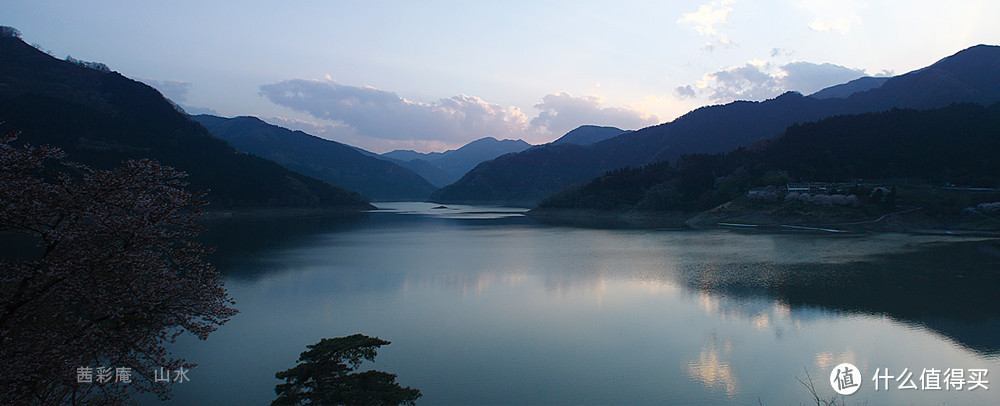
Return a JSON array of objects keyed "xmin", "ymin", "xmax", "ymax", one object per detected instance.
[{"xmin": 6, "ymin": 1, "xmax": 1000, "ymax": 153}]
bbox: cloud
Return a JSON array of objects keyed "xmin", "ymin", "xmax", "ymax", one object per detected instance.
[
  {"xmin": 142, "ymin": 79, "xmax": 191, "ymax": 103},
  {"xmin": 678, "ymin": 0, "xmax": 736, "ymax": 51},
  {"xmin": 678, "ymin": 0, "xmax": 735, "ymax": 37},
  {"xmin": 800, "ymin": 0, "xmax": 866, "ymax": 35},
  {"xmin": 530, "ymin": 92, "xmax": 659, "ymax": 136},
  {"xmin": 259, "ymin": 79, "xmax": 529, "ymax": 144},
  {"xmin": 260, "ymin": 79, "xmax": 660, "ymax": 150},
  {"xmin": 675, "ymin": 85, "xmax": 698, "ymax": 100},
  {"xmin": 266, "ymin": 115, "xmax": 480, "ymax": 154},
  {"xmin": 703, "ymin": 60, "xmax": 782, "ymax": 102},
  {"xmin": 686, "ymin": 60, "xmax": 868, "ymax": 103},
  {"xmin": 770, "ymin": 48, "xmax": 794, "ymax": 58},
  {"xmin": 266, "ymin": 116, "xmax": 341, "ymax": 137},
  {"xmin": 779, "ymin": 61, "xmax": 867, "ymax": 94},
  {"xmin": 807, "ymin": 18, "xmax": 855, "ymax": 34}
]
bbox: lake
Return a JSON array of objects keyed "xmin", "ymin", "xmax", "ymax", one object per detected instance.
[{"xmin": 143, "ymin": 202, "xmax": 1000, "ymax": 405}]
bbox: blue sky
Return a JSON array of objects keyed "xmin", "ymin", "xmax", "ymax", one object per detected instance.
[{"xmin": 6, "ymin": 1, "xmax": 1000, "ymax": 152}]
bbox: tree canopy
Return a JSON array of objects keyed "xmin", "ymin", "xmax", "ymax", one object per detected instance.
[
  {"xmin": 0, "ymin": 129, "xmax": 237, "ymax": 404},
  {"xmin": 273, "ymin": 334, "xmax": 421, "ymax": 406}
]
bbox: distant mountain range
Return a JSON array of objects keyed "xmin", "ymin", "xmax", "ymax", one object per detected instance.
[
  {"xmin": 381, "ymin": 137, "xmax": 531, "ymax": 187},
  {"xmin": 192, "ymin": 115, "xmax": 437, "ymax": 201},
  {"xmin": 6, "ymin": 26, "xmax": 998, "ymax": 214},
  {"xmin": 535, "ymin": 102, "xmax": 1000, "ymax": 221},
  {"xmin": 434, "ymin": 44, "xmax": 1000, "ymax": 205},
  {"xmin": 0, "ymin": 33, "xmax": 372, "ymax": 210}
]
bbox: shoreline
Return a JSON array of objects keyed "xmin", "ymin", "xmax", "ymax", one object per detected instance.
[
  {"xmin": 526, "ymin": 206, "xmax": 1000, "ymax": 236},
  {"xmin": 525, "ymin": 207, "xmax": 693, "ymax": 229},
  {"xmin": 200, "ymin": 206, "xmax": 373, "ymax": 222}
]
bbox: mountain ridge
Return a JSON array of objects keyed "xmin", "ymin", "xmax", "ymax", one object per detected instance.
[
  {"xmin": 433, "ymin": 44, "xmax": 1000, "ymax": 205},
  {"xmin": 550, "ymin": 125, "xmax": 629, "ymax": 146},
  {"xmin": 534, "ymin": 102, "xmax": 1000, "ymax": 228},
  {"xmin": 0, "ymin": 34, "xmax": 372, "ymax": 210},
  {"xmin": 809, "ymin": 76, "xmax": 890, "ymax": 99},
  {"xmin": 193, "ymin": 115, "xmax": 437, "ymax": 201},
  {"xmin": 380, "ymin": 136, "xmax": 531, "ymax": 187}
]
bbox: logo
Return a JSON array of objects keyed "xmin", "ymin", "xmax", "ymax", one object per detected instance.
[{"xmin": 830, "ymin": 363, "xmax": 862, "ymax": 395}]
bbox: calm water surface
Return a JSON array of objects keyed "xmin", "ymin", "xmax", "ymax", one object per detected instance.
[{"xmin": 145, "ymin": 202, "xmax": 1000, "ymax": 405}]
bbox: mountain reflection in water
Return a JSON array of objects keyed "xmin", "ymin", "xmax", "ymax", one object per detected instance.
[{"xmin": 151, "ymin": 202, "xmax": 999, "ymax": 405}]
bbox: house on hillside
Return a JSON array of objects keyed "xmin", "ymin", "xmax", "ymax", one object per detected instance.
[{"xmin": 786, "ymin": 183, "xmax": 827, "ymax": 193}]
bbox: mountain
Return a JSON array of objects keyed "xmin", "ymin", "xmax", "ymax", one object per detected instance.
[
  {"xmin": 353, "ymin": 146, "xmax": 453, "ymax": 189},
  {"xmin": 433, "ymin": 44, "xmax": 1000, "ymax": 206},
  {"xmin": 550, "ymin": 125, "xmax": 629, "ymax": 146},
  {"xmin": 381, "ymin": 137, "xmax": 531, "ymax": 187},
  {"xmin": 431, "ymin": 143, "xmax": 602, "ymax": 206},
  {"xmin": 434, "ymin": 92, "xmax": 843, "ymax": 205},
  {"xmin": 382, "ymin": 149, "xmax": 444, "ymax": 162},
  {"xmin": 809, "ymin": 76, "xmax": 890, "ymax": 99},
  {"xmin": 837, "ymin": 44, "xmax": 1000, "ymax": 113},
  {"xmin": 0, "ymin": 32, "xmax": 372, "ymax": 210},
  {"xmin": 536, "ymin": 102, "xmax": 1000, "ymax": 217},
  {"xmin": 391, "ymin": 158, "xmax": 454, "ymax": 188},
  {"xmin": 432, "ymin": 137, "xmax": 532, "ymax": 180},
  {"xmin": 192, "ymin": 115, "xmax": 437, "ymax": 201}
]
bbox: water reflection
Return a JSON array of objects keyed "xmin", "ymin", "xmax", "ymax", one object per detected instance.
[
  {"xmin": 161, "ymin": 204, "xmax": 1000, "ymax": 405},
  {"xmin": 210, "ymin": 207, "xmax": 1000, "ymax": 357},
  {"xmin": 672, "ymin": 239, "xmax": 1000, "ymax": 356},
  {"xmin": 814, "ymin": 349, "xmax": 857, "ymax": 372},
  {"xmin": 198, "ymin": 212, "xmax": 369, "ymax": 275},
  {"xmin": 688, "ymin": 335, "xmax": 739, "ymax": 397}
]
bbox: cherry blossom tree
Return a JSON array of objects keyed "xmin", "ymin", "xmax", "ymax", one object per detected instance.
[{"xmin": 0, "ymin": 129, "xmax": 237, "ymax": 404}]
